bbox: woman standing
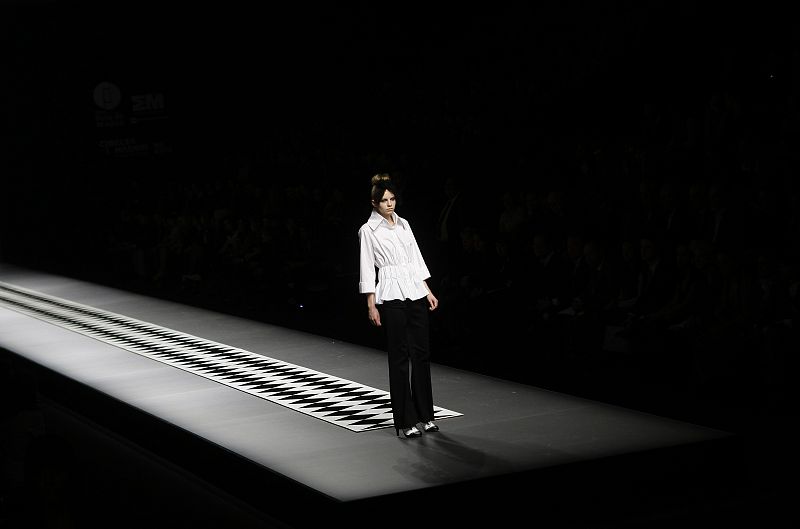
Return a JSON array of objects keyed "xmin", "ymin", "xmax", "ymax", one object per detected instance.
[{"xmin": 358, "ymin": 173, "xmax": 440, "ymax": 438}]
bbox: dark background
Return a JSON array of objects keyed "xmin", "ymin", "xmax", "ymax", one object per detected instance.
[
  {"xmin": 2, "ymin": 1, "xmax": 800, "ymax": 527},
  {"xmin": 2, "ymin": 0, "xmax": 798, "ymax": 415},
  {"xmin": 3, "ymin": 0, "xmax": 798, "ymax": 403}
]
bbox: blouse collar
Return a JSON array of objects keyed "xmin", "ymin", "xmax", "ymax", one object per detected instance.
[{"xmin": 367, "ymin": 209, "xmax": 403, "ymax": 230}]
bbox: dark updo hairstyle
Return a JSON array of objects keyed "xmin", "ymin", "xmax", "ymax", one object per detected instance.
[{"xmin": 370, "ymin": 173, "xmax": 397, "ymax": 205}]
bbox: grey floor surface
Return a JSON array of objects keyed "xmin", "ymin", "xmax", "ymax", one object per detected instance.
[{"xmin": 0, "ymin": 264, "xmax": 732, "ymax": 507}]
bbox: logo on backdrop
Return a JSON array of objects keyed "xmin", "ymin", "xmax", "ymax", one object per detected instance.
[
  {"xmin": 92, "ymin": 81, "xmax": 171, "ymax": 157},
  {"xmin": 93, "ymin": 81, "xmax": 122, "ymax": 110}
]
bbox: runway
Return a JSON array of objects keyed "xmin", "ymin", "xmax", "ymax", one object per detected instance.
[{"xmin": 0, "ymin": 263, "xmax": 739, "ymax": 528}]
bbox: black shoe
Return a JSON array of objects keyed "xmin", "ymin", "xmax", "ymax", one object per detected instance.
[
  {"xmin": 396, "ymin": 426, "xmax": 422, "ymax": 438},
  {"xmin": 422, "ymin": 421, "xmax": 439, "ymax": 433}
]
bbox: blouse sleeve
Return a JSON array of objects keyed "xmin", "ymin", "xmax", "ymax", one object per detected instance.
[
  {"xmin": 405, "ymin": 220, "xmax": 432, "ymax": 282},
  {"xmin": 358, "ymin": 226, "xmax": 377, "ymax": 293}
]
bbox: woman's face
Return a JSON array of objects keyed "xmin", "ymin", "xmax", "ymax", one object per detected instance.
[{"xmin": 373, "ymin": 190, "xmax": 396, "ymax": 218}]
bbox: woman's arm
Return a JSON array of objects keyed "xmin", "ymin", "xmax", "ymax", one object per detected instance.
[
  {"xmin": 358, "ymin": 227, "xmax": 377, "ymax": 295},
  {"xmin": 423, "ymin": 280, "xmax": 439, "ymax": 311},
  {"xmin": 366, "ymin": 292, "xmax": 381, "ymax": 326},
  {"xmin": 359, "ymin": 227, "xmax": 381, "ymax": 326}
]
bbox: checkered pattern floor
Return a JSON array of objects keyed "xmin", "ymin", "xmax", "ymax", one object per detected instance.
[{"xmin": 0, "ymin": 281, "xmax": 462, "ymax": 432}]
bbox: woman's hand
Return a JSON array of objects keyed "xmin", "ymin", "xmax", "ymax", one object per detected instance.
[
  {"xmin": 366, "ymin": 293, "xmax": 381, "ymax": 326},
  {"xmin": 423, "ymin": 281, "xmax": 438, "ymax": 311},
  {"xmin": 427, "ymin": 292, "xmax": 439, "ymax": 311},
  {"xmin": 368, "ymin": 305, "xmax": 381, "ymax": 326}
]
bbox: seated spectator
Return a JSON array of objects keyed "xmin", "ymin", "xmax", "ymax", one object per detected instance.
[
  {"xmin": 631, "ymin": 234, "xmax": 678, "ymax": 318},
  {"xmin": 579, "ymin": 238, "xmax": 622, "ymax": 318},
  {"xmin": 497, "ymin": 190, "xmax": 528, "ymax": 239}
]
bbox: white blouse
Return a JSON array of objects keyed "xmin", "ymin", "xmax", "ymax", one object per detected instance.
[{"xmin": 358, "ymin": 209, "xmax": 431, "ymax": 304}]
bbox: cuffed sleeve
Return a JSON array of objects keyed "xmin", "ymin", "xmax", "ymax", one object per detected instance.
[{"xmin": 358, "ymin": 226, "xmax": 377, "ymax": 293}]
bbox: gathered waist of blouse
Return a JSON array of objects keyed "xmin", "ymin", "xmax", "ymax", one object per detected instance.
[
  {"xmin": 377, "ymin": 264, "xmax": 417, "ymax": 280},
  {"xmin": 374, "ymin": 264, "xmax": 428, "ymax": 304}
]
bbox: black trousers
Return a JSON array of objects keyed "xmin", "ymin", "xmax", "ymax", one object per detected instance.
[{"xmin": 380, "ymin": 297, "xmax": 434, "ymax": 429}]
